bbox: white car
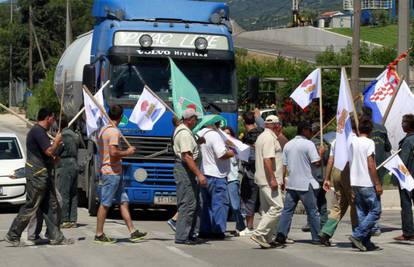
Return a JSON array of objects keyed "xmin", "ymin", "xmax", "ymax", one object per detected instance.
[{"xmin": 0, "ymin": 132, "xmax": 26, "ymax": 205}]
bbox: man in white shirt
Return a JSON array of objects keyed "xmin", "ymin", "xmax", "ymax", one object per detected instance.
[
  {"xmin": 250, "ymin": 115, "xmax": 284, "ymax": 249},
  {"xmin": 276, "ymin": 121, "xmax": 322, "ymax": 244},
  {"xmin": 198, "ymin": 122, "xmax": 235, "ymax": 238},
  {"xmin": 348, "ymin": 119, "xmax": 383, "ymax": 252}
]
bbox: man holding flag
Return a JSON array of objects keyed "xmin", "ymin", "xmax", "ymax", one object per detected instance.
[{"xmin": 392, "ymin": 114, "xmax": 414, "ymax": 241}]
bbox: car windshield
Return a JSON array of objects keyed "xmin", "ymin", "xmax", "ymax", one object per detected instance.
[
  {"xmin": 0, "ymin": 137, "xmax": 22, "ymax": 160},
  {"xmin": 107, "ymin": 58, "xmax": 235, "ymax": 105}
]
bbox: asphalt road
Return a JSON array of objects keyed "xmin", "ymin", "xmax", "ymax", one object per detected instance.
[
  {"xmin": 234, "ymin": 36, "xmax": 319, "ymax": 63},
  {"xmin": 0, "ymin": 113, "xmax": 30, "ymax": 149},
  {"xmin": 0, "ymin": 207, "xmax": 413, "ymax": 267}
]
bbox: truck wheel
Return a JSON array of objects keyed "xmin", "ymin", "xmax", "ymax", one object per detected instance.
[{"xmin": 87, "ymin": 159, "xmax": 99, "ymax": 216}]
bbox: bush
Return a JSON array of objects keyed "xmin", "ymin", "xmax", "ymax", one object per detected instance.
[
  {"xmin": 26, "ymin": 95, "xmax": 40, "ymax": 121},
  {"xmin": 30, "ymin": 69, "xmax": 60, "ymax": 115},
  {"xmin": 282, "ymin": 126, "xmax": 297, "ymax": 140}
]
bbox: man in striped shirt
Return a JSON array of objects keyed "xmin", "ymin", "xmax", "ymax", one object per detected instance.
[{"xmin": 95, "ymin": 105, "xmax": 147, "ymax": 243}]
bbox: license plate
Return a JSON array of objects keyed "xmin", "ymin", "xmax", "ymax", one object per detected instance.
[{"xmin": 154, "ymin": 196, "xmax": 177, "ymax": 205}]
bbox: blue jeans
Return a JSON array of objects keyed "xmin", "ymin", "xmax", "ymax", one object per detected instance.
[
  {"xmin": 100, "ymin": 174, "xmax": 129, "ymax": 207},
  {"xmin": 227, "ymin": 180, "xmax": 246, "ymax": 231},
  {"xmin": 277, "ymin": 187, "xmax": 320, "ymax": 241},
  {"xmin": 352, "ymin": 186, "xmax": 381, "ymax": 245},
  {"xmin": 200, "ymin": 176, "xmax": 229, "ymax": 234}
]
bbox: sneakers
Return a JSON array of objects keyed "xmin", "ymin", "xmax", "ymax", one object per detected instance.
[
  {"xmin": 370, "ymin": 229, "xmax": 382, "ymax": 237},
  {"xmin": 4, "ymin": 234, "xmax": 23, "ymax": 247},
  {"xmin": 320, "ymin": 233, "xmax": 332, "ymax": 247},
  {"xmin": 94, "ymin": 233, "xmax": 116, "ymax": 244},
  {"xmin": 285, "ymin": 238, "xmax": 295, "ymax": 244},
  {"xmin": 239, "ymin": 228, "xmax": 254, "ymax": 237},
  {"xmin": 50, "ymin": 237, "xmax": 75, "ymax": 246},
  {"xmin": 366, "ymin": 242, "xmax": 382, "ymax": 251},
  {"xmin": 348, "ymin": 236, "xmax": 367, "ymax": 252},
  {"xmin": 250, "ymin": 234, "xmax": 271, "ymax": 249},
  {"xmin": 175, "ymin": 239, "xmax": 199, "ymax": 245},
  {"xmin": 130, "ymin": 230, "xmax": 147, "ymax": 242},
  {"xmin": 167, "ymin": 219, "xmax": 177, "ymax": 232},
  {"xmin": 61, "ymin": 222, "xmax": 72, "ymax": 229}
]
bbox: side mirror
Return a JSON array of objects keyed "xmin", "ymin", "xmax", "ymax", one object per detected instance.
[
  {"xmin": 82, "ymin": 64, "xmax": 96, "ymax": 93},
  {"xmin": 247, "ymin": 76, "xmax": 259, "ymax": 103}
]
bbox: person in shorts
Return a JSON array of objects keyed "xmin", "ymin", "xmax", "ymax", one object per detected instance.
[{"xmin": 95, "ymin": 105, "xmax": 147, "ymax": 243}]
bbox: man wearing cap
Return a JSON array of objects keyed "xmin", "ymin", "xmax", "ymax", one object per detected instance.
[
  {"xmin": 250, "ymin": 115, "xmax": 284, "ymax": 248},
  {"xmin": 173, "ymin": 109, "xmax": 206, "ymax": 245},
  {"xmin": 198, "ymin": 121, "xmax": 235, "ymax": 239},
  {"xmin": 276, "ymin": 121, "xmax": 323, "ymax": 244}
]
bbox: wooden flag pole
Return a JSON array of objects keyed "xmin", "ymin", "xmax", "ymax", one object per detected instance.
[
  {"xmin": 318, "ymin": 68, "xmax": 325, "ymax": 178},
  {"xmin": 68, "ymin": 107, "xmax": 85, "ymax": 128},
  {"xmin": 67, "ymin": 80, "xmax": 110, "ymax": 128},
  {"xmin": 343, "ymin": 67, "xmax": 359, "ymax": 132},
  {"xmin": 0, "ymin": 102, "xmax": 54, "ymax": 140},
  {"xmin": 58, "ymin": 70, "xmax": 67, "ymax": 132},
  {"xmin": 82, "ymin": 85, "xmax": 133, "ymax": 148},
  {"xmin": 381, "ymin": 75, "xmax": 404, "ymax": 125}
]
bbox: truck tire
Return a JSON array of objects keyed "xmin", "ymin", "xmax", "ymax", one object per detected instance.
[{"xmin": 87, "ymin": 158, "xmax": 99, "ymax": 216}]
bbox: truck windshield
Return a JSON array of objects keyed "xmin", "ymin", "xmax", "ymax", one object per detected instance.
[{"xmin": 108, "ymin": 58, "xmax": 235, "ymax": 105}]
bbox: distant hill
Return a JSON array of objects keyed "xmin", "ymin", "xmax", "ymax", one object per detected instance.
[{"xmin": 224, "ymin": 0, "xmax": 342, "ymax": 30}]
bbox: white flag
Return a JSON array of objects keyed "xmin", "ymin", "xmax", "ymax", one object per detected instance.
[
  {"xmin": 334, "ymin": 68, "xmax": 355, "ymax": 171},
  {"xmin": 129, "ymin": 86, "xmax": 166, "ymax": 131},
  {"xmin": 83, "ymin": 86, "xmax": 108, "ymax": 137},
  {"xmin": 383, "ymin": 154, "xmax": 414, "ymax": 191},
  {"xmin": 384, "ymin": 80, "xmax": 414, "ymax": 150},
  {"xmin": 290, "ymin": 68, "xmax": 321, "ymax": 109},
  {"xmin": 218, "ymin": 129, "xmax": 250, "ymax": 162}
]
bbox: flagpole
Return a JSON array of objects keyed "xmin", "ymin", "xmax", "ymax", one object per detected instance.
[
  {"xmin": 0, "ymin": 102, "xmax": 54, "ymax": 140},
  {"xmin": 376, "ymin": 149, "xmax": 402, "ymax": 170},
  {"xmin": 82, "ymin": 85, "xmax": 133, "ymax": 148},
  {"xmin": 342, "ymin": 67, "xmax": 359, "ymax": 132},
  {"xmin": 67, "ymin": 81, "xmax": 110, "ymax": 128},
  {"xmin": 381, "ymin": 75, "xmax": 404, "ymax": 125},
  {"xmin": 131, "ymin": 66, "xmax": 177, "ymax": 116},
  {"xmin": 58, "ymin": 70, "xmax": 67, "ymax": 132},
  {"xmin": 318, "ymin": 68, "xmax": 325, "ymax": 179}
]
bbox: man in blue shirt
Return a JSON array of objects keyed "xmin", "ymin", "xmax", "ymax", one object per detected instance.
[{"xmin": 276, "ymin": 121, "xmax": 323, "ymax": 244}]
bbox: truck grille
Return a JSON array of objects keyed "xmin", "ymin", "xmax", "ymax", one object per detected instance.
[
  {"xmin": 142, "ymin": 164, "xmax": 175, "ymax": 186},
  {"xmin": 120, "ymin": 136, "xmax": 174, "ymax": 162}
]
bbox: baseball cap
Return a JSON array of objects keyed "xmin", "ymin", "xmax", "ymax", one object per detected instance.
[
  {"xmin": 265, "ymin": 115, "xmax": 280, "ymax": 124},
  {"xmin": 182, "ymin": 109, "xmax": 201, "ymax": 119}
]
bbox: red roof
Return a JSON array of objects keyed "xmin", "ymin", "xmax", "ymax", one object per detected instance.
[{"xmin": 319, "ymin": 11, "xmax": 343, "ymax": 18}]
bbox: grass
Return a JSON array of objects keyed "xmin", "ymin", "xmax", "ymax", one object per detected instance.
[{"xmin": 328, "ymin": 24, "xmax": 398, "ymax": 48}]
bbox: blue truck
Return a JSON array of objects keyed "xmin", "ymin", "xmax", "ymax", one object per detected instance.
[{"xmin": 54, "ymin": 0, "xmax": 238, "ymax": 215}]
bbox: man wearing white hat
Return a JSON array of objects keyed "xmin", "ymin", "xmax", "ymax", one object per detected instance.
[{"xmin": 250, "ymin": 115, "xmax": 284, "ymax": 248}]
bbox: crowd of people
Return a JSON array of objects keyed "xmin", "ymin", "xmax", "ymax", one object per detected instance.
[
  {"xmin": 4, "ymin": 104, "xmax": 414, "ymax": 253},
  {"xmin": 172, "ymin": 106, "xmax": 414, "ymax": 252}
]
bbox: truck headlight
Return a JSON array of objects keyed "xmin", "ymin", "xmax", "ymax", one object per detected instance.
[
  {"xmin": 139, "ymin": 34, "xmax": 153, "ymax": 48},
  {"xmin": 194, "ymin": 37, "xmax": 208, "ymax": 51},
  {"xmin": 134, "ymin": 168, "xmax": 148, "ymax": 182}
]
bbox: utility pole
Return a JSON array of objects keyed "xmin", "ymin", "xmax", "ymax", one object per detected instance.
[
  {"xmin": 350, "ymin": 0, "xmax": 361, "ymax": 106},
  {"xmin": 29, "ymin": 5, "xmax": 33, "ymax": 90},
  {"xmin": 398, "ymin": 0, "xmax": 410, "ymax": 82},
  {"xmin": 65, "ymin": 0, "xmax": 72, "ymax": 48},
  {"xmin": 9, "ymin": 0, "xmax": 13, "ymax": 107}
]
